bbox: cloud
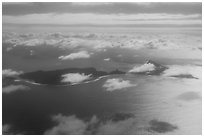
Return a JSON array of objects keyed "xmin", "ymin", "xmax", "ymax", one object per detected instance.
[
  {"xmin": 129, "ymin": 63, "xmax": 155, "ymax": 73},
  {"xmin": 3, "ymin": 13, "xmax": 201, "ymax": 26},
  {"xmin": 3, "ymin": 32, "xmax": 201, "ymax": 54},
  {"xmin": 45, "ymin": 113, "xmax": 179, "ymax": 135},
  {"xmin": 2, "ymin": 85, "xmax": 30, "ymax": 94},
  {"xmin": 103, "ymin": 78, "xmax": 136, "ymax": 91},
  {"xmin": 59, "ymin": 51, "xmax": 91, "ymax": 60},
  {"xmin": 104, "ymin": 58, "xmax": 110, "ymax": 61},
  {"xmin": 2, "ymin": 32, "xmax": 112, "ymax": 51},
  {"xmin": 162, "ymin": 65, "xmax": 201, "ymax": 79},
  {"xmin": 2, "ymin": 124, "xmax": 25, "ymax": 135},
  {"xmin": 2, "ymin": 69, "xmax": 23, "ymax": 78},
  {"xmin": 2, "ymin": 124, "xmax": 11, "ymax": 135},
  {"xmin": 44, "ymin": 114, "xmax": 138, "ymax": 135},
  {"xmin": 21, "ymin": 39, "xmax": 44, "ymax": 46},
  {"xmin": 45, "ymin": 114, "xmax": 87, "ymax": 135},
  {"xmin": 61, "ymin": 73, "xmax": 92, "ymax": 84}
]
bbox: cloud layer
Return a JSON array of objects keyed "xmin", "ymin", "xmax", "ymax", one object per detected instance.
[
  {"xmin": 3, "ymin": 13, "xmax": 201, "ymax": 26},
  {"xmin": 103, "ymin": 78, "xmax": 136, "ymax": 91},
  {"xmin": 2, "ymin": 2, "xmax": 201, "ymax": 28},
  {"xmin": 61, "ymin": 73, "xmax": 92, "ymax": 84},
  {"xmin": 2, "ymin": 32, "xmax": 202, "ymax": 53}
]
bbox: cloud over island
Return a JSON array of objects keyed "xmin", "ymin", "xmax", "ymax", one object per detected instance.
[
  {"xmin": 59, "ymin": 51, "xmax": 91, "ymax": 60},
  {"xmin": 61, "ymin": 73, "xmax": 92, "ymax": 84},
  {"xmin": 103, "ymin": 78, "xmax": 136, "ymax": 91}
]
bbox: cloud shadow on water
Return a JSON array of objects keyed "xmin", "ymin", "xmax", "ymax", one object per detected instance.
[
  {"xmin": 177, "ymin": 92, "xmax": 200, "ymax": 101},
  {"xmin": 147, "ymin": 119, "xmax": 178, "ymax": 133}
]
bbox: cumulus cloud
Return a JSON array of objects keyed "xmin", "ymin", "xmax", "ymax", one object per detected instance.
[
  {"xmin": 2, "ymin": 85, "xmax": 30, "ymax": 94},
  {"xmin": 45, "ymin": 114, "xmax": 87, "ymax": 135},
  {"xmin": 104, "ymin": 58, "xmax": 110, "ymax": 61},
  {"xmin": 103, "ymin": 78, "xmax": 136, "ymax": 91},
  {"xmin": 45, "ymin": 113, "xmax": 177, "ymax": 135},
  {"xmin": 61, "ymin": 73, "xmax": 92, "ymax": 84},
  {"xmin": 44, "ymin": 114, "xmax": 138, "ymax": 135},
  {"xmin": 2, "ymin": 69, "xmax": 23, "ymax": 78},
  {"xmin": 21, "ymin": 39, "xmax": 44, "ymax": 46},
  {"xmin": 96, "ymin": 117, "xmax": 139, "ymax": 135},
  {"xmin": 44, "ymin": 114, "xmax": 139, "ymax": 135},
  {"xmin": 129, "ymin": 63, "xmax": 155, "ymax": 73},
  {"xmin": 59, "ymin": 51, "xmax": 91, "ymax": 60},
  {"xmin": 162, "ymin": 65, "xmax": 201, "ymax": 79}
]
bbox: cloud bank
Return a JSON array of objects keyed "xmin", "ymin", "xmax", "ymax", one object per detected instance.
[
  {"xmin": 61, "ymin": 73, "xmax": 92, "ymax": 84},
  {"xmin": 103, "ymin": 78, "xmax": 136, "ymax": 91},
  {"xmin": 2, "ymin": 32, "xmax": 202, "ymax": 54},
  {"xmin": 59, "ymin": 51, "xmax": 90, "ymax": 60},
  {"xmin": 2, "ymin": 85, "xmax": 30, "ymax": 94}
]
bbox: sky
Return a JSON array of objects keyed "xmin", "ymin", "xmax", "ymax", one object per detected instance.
[{"xmin": 2, "ymin": 2, "xmax": 202, "ymax": 28}]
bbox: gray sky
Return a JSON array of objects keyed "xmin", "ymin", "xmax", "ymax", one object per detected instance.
[{"xmin": 2, "ymin": 2, "xmax": 202, "ymax": 27}]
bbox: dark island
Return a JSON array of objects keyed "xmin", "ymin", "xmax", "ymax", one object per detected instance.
[
  {"xmin": 18, "ymin": 60, "xmax": 198, "ymax": 86},
  {"xmin": 19, "ymin": 67, "xmax": 125, "ymax": 85}
]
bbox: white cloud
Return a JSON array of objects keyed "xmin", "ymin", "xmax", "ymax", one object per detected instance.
[
  {"xmin": 2, "ymin": 32, "xmax": 202, "ymax": 60},
  {"xmin": 2, "ymin": 85, "xmax": 30, "ymax": 94},
  {"xmin": 103, "ymin": 78, "xmax": 136, "ymax": 91},
  {"xmin": 45, "ymin": 114, "xmax": 87, "ymax": 135},
  {"xmin": 162, "ymin": 65, "xmax": 201, "ymax": 79},
  {"xmin": 44, "ymin": 114, "xmax": 152, "ymax": 135},
  {"xmin": 104, "ymin": 58, "xmax": 110, "ymax": 61},
  {"xmin": 59, "ymin": 51, "xmax": 90, "ymax": 60},
  {"xmin": 21, "ymin": 39, "xmax": 44, "ymax": 46},
  {"xmin": 2, "ymin": 69, "xmax": 23, "ymax": 78},
  {"xmin": 129, "ymin": 63, "xmax": 155, "ymax": 73},
  {"xmin": 61, "ymin": 73, "xmax": 92, "ymax": 84},
  {"xmin": 96, "ymin": 117, "xmax": 139, "ymax": 135}
]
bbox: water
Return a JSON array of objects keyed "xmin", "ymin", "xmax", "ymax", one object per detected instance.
[{"xmin": 2, "ymin": 73, "xmax": 202, "ymax": 134}]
